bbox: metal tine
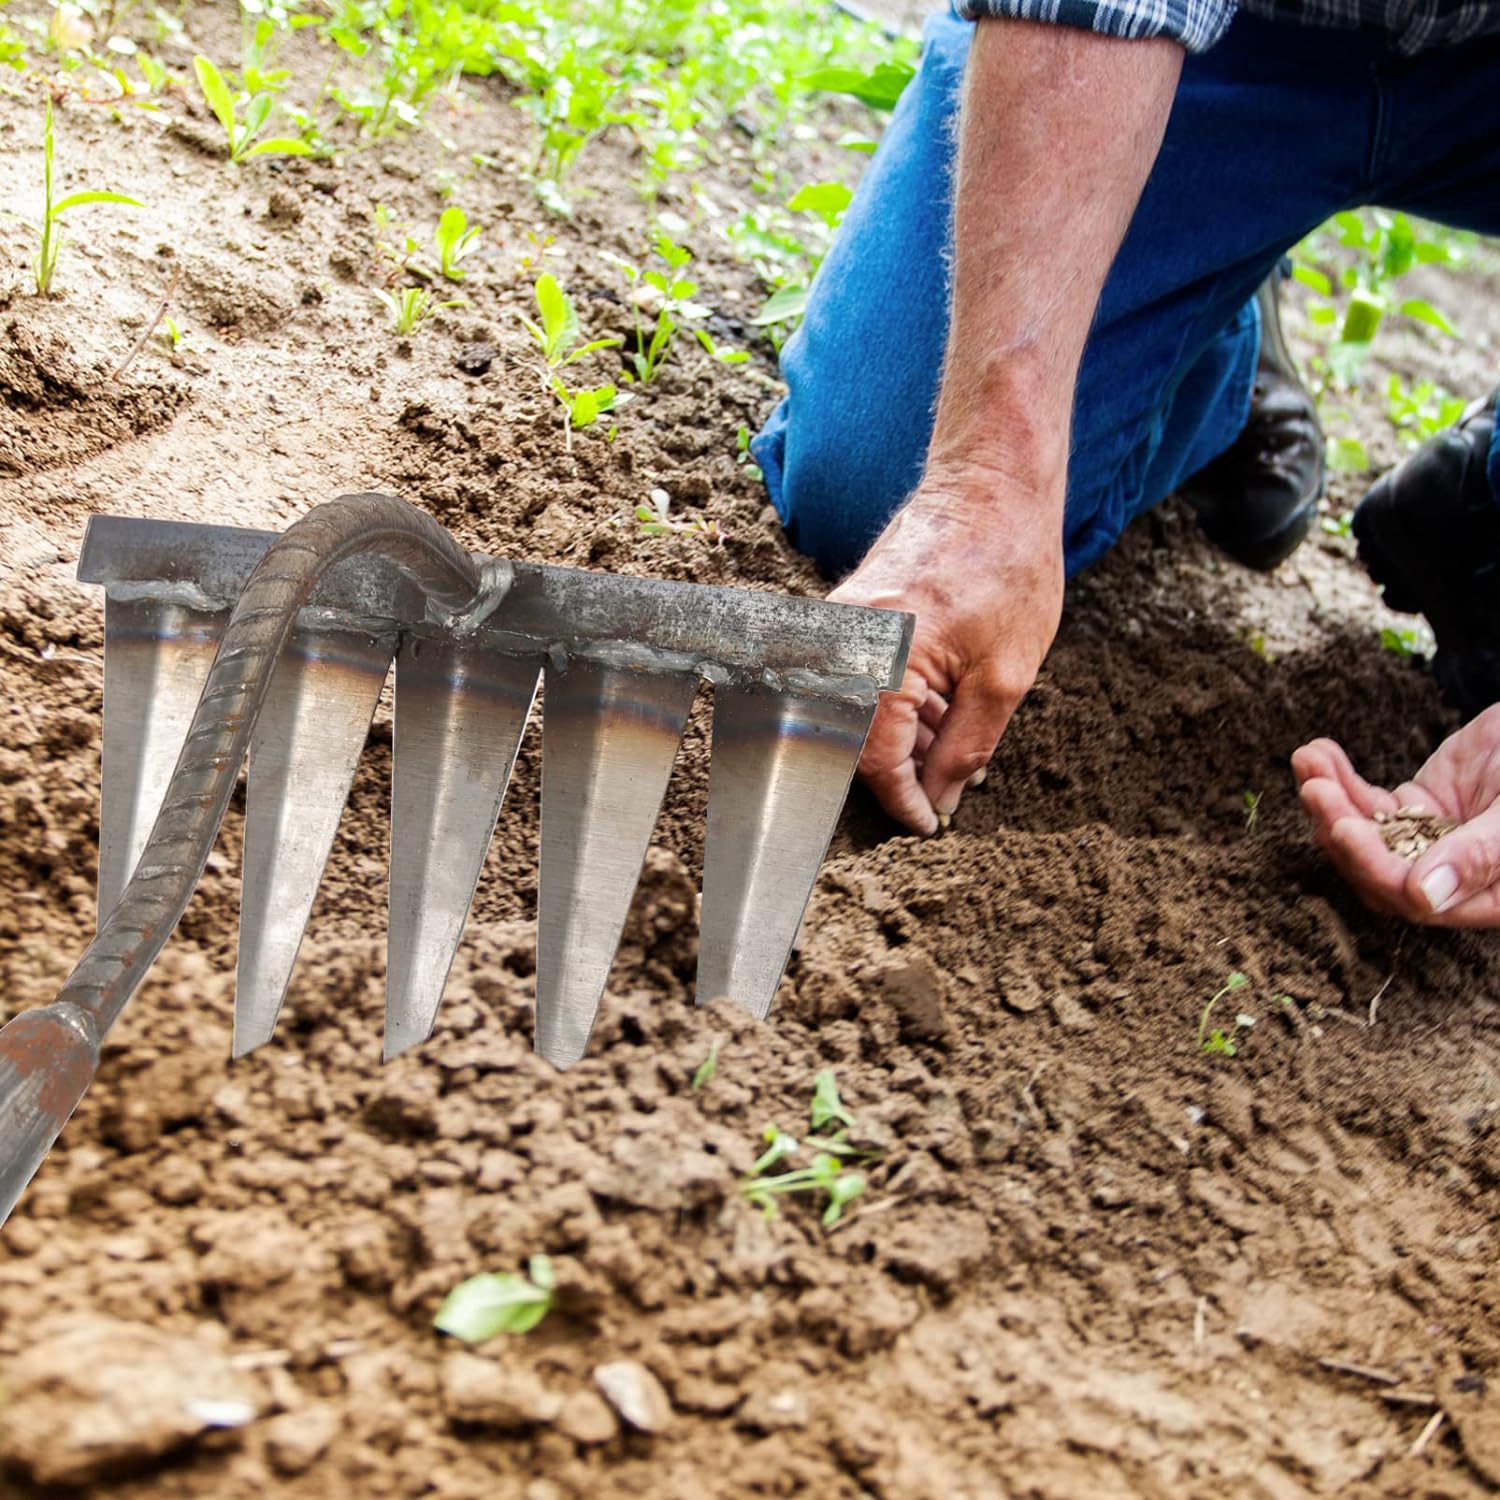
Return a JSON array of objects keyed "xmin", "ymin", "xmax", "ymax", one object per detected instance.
[
  {"xmin": 384, "ymin": 637, "xmax": 540, "ymax": 1061},
  {"xmin": 98, "ymin": 597, "xmax": 226, "ymax": 922},
  {"xmin": 535, "ymin": 661, "xmax": 697, "ymax": 1068},
  {"xmin": 233, "ymin": 626, "xmax": 395, "ymax": 1059},
  {"xmin": 697, "ymin": 683, "xmax": 875, "ymax": 1020}
]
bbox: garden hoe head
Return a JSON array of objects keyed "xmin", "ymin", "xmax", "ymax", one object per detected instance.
[{"xmin": 0, "ymin": 494, "xmax": 912, "ymax": 1225}]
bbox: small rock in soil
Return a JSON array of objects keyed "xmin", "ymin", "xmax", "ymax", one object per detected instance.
[
  {"xmin": 456, "ymin": 341, "xmax": 497, "ymax": 377},
  {"xmin": 440, "ymin": 1352, "xmax": 562, "ymax": 1429},
  {"xmin": 0, "ymin": 1318, "xmax": 260, "ymax": 1486},
  {"xmin": 736, "ymin": 1385, "xmax": 810, "ymax": 1433},
  {"xmin": 555, "ymin": 1389, "xmax": 619, "ymax": 1446},
  {"xmin": 593, "ymin": 1360, "xmax": 673, "ymax": 1434},
  {"xmin": 264, "ymin": 1403, "xmax": 338, "ymax": 1476}
]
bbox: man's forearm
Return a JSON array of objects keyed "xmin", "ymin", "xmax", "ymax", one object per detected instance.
[{"xmin": 927, "ymin": 19, "xmax": 1183, "ymax": 509}]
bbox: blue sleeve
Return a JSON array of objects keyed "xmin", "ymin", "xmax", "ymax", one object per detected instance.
[{"xmin": 953, "ymin": 0, "xmax": 1237, "ymax": 53}]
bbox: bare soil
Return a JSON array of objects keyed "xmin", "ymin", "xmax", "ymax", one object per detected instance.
[{"xmin": 2, "ymin": 10, "xmax": 1500, "ymax": 1498}]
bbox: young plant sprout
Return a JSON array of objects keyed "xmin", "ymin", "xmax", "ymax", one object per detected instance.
[
  {"xmin": 193, "ymin": 54, "xmax": 311, "ymax": 163},
  {"xmin": 31, "ymin": 98, "xmax": 143, "ymax": 296},
  {"xmin": 634, "ymin": 489, "xmax": 725, "ymax": 544},
  {"xmin": 607, "ymin": 232, "xmax": 710, "ymax": 384},
  {"xmin": 521, "ymin": 273, "xmax": 626, "ymax": 444},
  {"xmin": 433, "ymin": 205, "xmax": 481, "ymax": 282},
  {"xmin": 434, "ymin": 1255, "xmax": 555, "ymax": 1342},
  {"xmin": 373, "ymin": 284, "xmax": 461, "ymax": 335},
  {"xmin": 1198, "ymin": 971, "xmax": 1251, "ymax": 1057},
  {"xmin": 741, "ymin": 1071, "xmax": 874, "ymax": 1227}
]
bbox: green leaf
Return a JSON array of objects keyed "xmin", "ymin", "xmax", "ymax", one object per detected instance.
[
  {"xmin": 800, "ymin": 60, "xmax": 914, "ymax": 111},
  {"xmin": 241, "ymin": 92, "xmax": 273, "ymax": 149},
  {"xmin": 1326, "ymin": 435, "xmax": 1370, "ymax": 474},
  {"xmin": 533, "ymin": 273, "xmax": 577, "ymax": 361},
  {"xmin": 691, "ymin": 1042, "xmax": 718, "ymax": 1092},
  {"xmin": 750, "ymin": 284, "xmax": 809, "ymax": 326},
  {"xmin": 1398, "ymin": 298, "xmax": 1459, "ymax": 338},
  {"xmin": 433, "ymin": 1267, "xmax": 554, "ymax": 1342},
  {"xmin": 787, "ymin": 180, "xmax": 852, "ymax": 228},
  {"xmin": 822, "ymin": 1172, "xmax": 866, "ymax": 1226},
  {"xmin": 1290, "ymin": 262, "xmax": 1330, "ymax": 297},
  {"xmin": 50, "ymin": 190, "xmax": 143, "ymax": 217},
  {"xmin": 243, "ymin": 137, "xmax": 312, "ymax": 158},
  {"xmin": 192, "ymin": 55, "xmax": 236, "ymax": 140},
  {"xmin": 810, "ymin": 1069, "xmax": 854, "ymax": 1132}
]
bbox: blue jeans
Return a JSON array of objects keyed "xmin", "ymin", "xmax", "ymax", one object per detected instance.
[{"xmin": 754, "ymin": 10, "xmax": 1500, "ymax": 581}]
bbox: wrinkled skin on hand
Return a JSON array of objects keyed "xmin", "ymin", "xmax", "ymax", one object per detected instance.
[
  {"xmin": 1293, "ymin": 704, "xmax": 1500, "ymax": 927},
  {"xmin": 829, "ymin": 484, "xmax": 1064, "ymax": 835}
]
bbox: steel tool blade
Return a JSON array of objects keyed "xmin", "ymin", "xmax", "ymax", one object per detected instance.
[
  {"xmin": 233, "ymin": 627, "xmax": 395, "ymax": 1058},
  {"xmin": 535, "ymin": 661, "xmax": 697, "ymax": 1068},
  {"xmin": 384, "ymin": 637, "xmax": 540, "ymax": 1060},
  {"xmin": 98, "ymin": 597, "xmax": 226, "ymax": 922},
  {"xmin": 697, "ymin": 684, "xmax": 875, "ymax": 1018}
]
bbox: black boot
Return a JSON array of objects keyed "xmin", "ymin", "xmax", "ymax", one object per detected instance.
[
  {"xmin": 1181, "ymin": 274, "xmax": 1325, "ymax": 570},
  {"xmin": 1353, "ymin": 388, "xmax": 1500, "ymax": 720}
]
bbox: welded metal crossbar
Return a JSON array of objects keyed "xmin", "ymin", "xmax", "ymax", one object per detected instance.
[{"xmin": 79, "ymin": 512, "xmax": 911, "ymax": 1073}]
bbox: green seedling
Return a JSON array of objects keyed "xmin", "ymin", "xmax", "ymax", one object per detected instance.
[
  {"xmin": 193, "ymin": 54, "xmax": 311, "ymax": 162},
  {"xmin": 1242, "ymin": 790, "xmax": 1262, "ymax": 831},
  {"xmin": 1321, "ymin": 509, "xmax": 1354, "ymax": 538},
  {"xmin": 691, "ymin": 1041, "xmax": 719, "ymax": 1092},
  {"xmin": 693, "ymin": 327, "xmax": 748, "ymax": 366},
  {"xmin": 433, "ymin": 205, "xmax": 481, "ymax": 281},
  {"xmin": 607, "ymin": 231, "xmax": 706, "ymax": 384},
  {"xmin": 1198, "ymin": 971, "xmax": 1250, "ymax": 1057},
  {"xmin": 740, "ymin": 1071, "xmax": 875, "ymax": 1227},
  {"xmin": 374, "ymin": 284, "xmax": 461, "ymax": 335},
  {"xmin": 634, "ymin": 489, "xmax": 724, "ymax": 544},
  {"xmin": 158, "ymin": 314, "xmax": 187, "ymax": 351},
  {"xmin": 30, "ymin": 98, "xmax": 142, "ymax": 296},
  {"xmin": 1379, "ymin": 625, "xmax": 1426, "ymax": 660},
  {"xmin": 1386, "ymin": 374, "xmax": 1468, "ymax": 449},
  {"xmin": 434, "ymin": 1255, "xmax": 555, "ymax": 1342},
  {"xmin": 736, "ymin": 424, "xmax": 763, "ymax": 482},
  {"xmin": 810, "ymin": 1068, "xmax": 854, "ymax": 1131},
  {"xmin": 522, "ymin": 273, "xmax": 625, "ymax": 444}
]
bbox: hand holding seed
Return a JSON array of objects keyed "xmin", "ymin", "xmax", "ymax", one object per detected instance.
[{"xmin": 1292, "ymin": 704, "xmax": 1500, "ymax": 927}]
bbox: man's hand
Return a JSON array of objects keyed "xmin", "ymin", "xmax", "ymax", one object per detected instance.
[
  {"xmin": 1292, "ymin": 705, "xmax": 1500, "ymax": 926},
  {"xmin": 822, "ymin": 21, "xmax": 1181, "ymax": 833},
  {"xmin": 831, "ymin": 476, "xmax": 1063, "ymax": 834}
]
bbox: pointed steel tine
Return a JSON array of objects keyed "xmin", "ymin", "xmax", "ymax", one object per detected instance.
[
  {"xmin": 233, "ymin": 627, "xmax": 395, "ymax": 1059},
  {"xmin": 98, "ymin": 597, "xmax": 226, "ymax": 923},
  {"xmin": 697, "ymin": 684, "xmax": 875, "ymax": 1020},
  {"xmin": 385, "ymin": 638, "xmax": 540, "ymax": 1061},
  {"xmin": 535, "ymin": 661, "xmax": 697, "ymax": 1069}
]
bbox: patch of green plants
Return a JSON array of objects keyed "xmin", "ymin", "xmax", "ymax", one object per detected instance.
[
  {"xmin": 28, "ymin": 98, "xmax": 142, "ymax": 295},
  {"xmin": 192, "ymin": 53, "xmax": 311, "ymax": 162},
  {"xmin": 742, "ymin": 1070, "xmax": 872, "ymax": 1227},
  {"xmin": 1385, "ymin": 373, "xmax": 1467, "ymax": 449},
  {"xmin": 1197, "ymin": 971, "xmax": 1252, "ymax": 1058},
  {"xmin": 521, "ymin": 272, "xmax": 626, "ymax": 438},
  {"xmin": 434, "ymin": 1254, "xmax": 555, "ymax": 1341}
]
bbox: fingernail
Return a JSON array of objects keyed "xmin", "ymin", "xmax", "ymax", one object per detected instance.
[
  {"xmin": 935, "ymin": 788, "xmax": 963, "ymax": 818},
  {"xmin": 1420, "ymin": 864, "xmax": 1460, "ymax": 913},
  {"xmin": 937, "ymin": 812, "xmax": 951, "ymax": 831},
  {"xmin": 967, "ymin": 768, "xmax": 987, "ymax": 789}
]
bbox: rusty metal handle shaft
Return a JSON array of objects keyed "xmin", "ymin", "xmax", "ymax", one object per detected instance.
[{"xmin": 0, "ymin": 494, "xmax": 483, "ymax": 1226}]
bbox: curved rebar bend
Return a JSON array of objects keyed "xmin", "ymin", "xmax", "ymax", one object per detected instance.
[{"xmin": 0, "ymin": 493, "xmax": 488, "ymax": 1225}]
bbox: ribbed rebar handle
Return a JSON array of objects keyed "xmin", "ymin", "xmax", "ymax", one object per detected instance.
[{"xmin": 0, "ymin": 494, "xmax": 485, "ymax": 1225}]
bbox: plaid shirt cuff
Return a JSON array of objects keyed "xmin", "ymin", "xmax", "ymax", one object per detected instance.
[{"xmin": 954, "ymin": 0, "xmax": 1237, "ymax": 52}]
